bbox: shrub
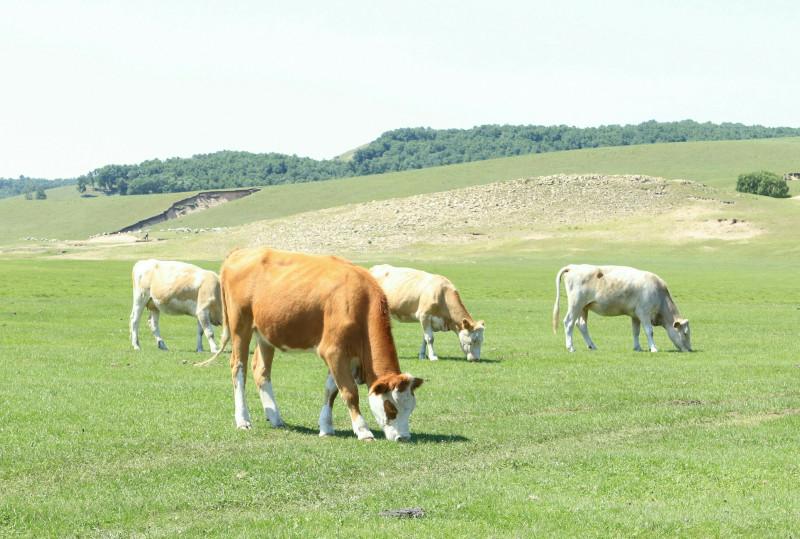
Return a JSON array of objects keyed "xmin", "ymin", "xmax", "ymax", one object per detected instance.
[{"xmin": 736, "ymin": 171, "xmax": 790, "ymax": 198}]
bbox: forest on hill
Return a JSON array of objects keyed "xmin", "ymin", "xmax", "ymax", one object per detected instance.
[
  {"xmin": 0, "ymin": 177, "xmax": 75, "ymax": 199},
  {"xmin": 74, "ymin": 120, "xmax": 800, "ymax": 195}
]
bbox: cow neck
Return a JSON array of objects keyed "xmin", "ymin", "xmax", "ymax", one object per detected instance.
[
  {"xmin": 444, "ymin": 288, "xmax": 475, "ymax": 331},
  {"xmin": 660, "ymin": 290, "xmax": 682, "ymax": 323},
  {"xmin": 363, "ymin": 295, "xmax": 403, "ymax": 386}
]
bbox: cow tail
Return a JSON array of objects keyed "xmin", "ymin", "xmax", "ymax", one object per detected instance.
[
  {"xmin": 194, "ymin": 275, "xmax": 230, "ymax": 367},
  {"xmin": 552, "ymin": 266, "xmax": 569, "ymax": 334}
]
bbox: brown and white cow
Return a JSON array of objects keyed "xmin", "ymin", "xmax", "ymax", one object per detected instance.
[
  {"xmin": 195, "ymin": 248, "xmax": 423, "ymax": 442},
  {"xmin": 369, "ymin": 264, "xmax": 485, "ymax": 361},
  {"xmin": 553, "ymin": 264, "xmax": 692, "ymax": 353},
  {"xmin": 130, "ymin": 259, "xmax": 222, "ymax": 352}
]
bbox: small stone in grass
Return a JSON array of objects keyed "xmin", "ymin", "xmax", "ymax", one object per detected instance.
[{"xmin": 379, "ymin": 507, "xmax": 425, "ymax": 518}]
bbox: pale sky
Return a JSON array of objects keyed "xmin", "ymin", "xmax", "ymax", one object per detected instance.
[{"xmin": 1, "ymin": 0, "xmax": 798, "ymax": 179}]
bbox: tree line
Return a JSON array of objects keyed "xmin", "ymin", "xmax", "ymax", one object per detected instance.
[
  {"xmin": 0, "ymin": 177, "xmax": 75, "ymax": 200},
  {"xmin": 61, "ymin": 120, "xmax": 800, "ymax": 195}
]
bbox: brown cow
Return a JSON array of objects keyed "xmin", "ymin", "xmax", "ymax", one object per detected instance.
[{"xmin": 197, "ymin": 248, "xmax": 423, "ymax": 442}]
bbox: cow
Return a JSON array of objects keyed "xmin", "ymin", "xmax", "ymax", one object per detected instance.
[
  {"xmin": 195, "ymin": 248, "xmax": 424, "ymax": 442},
  {"xmin": 130, "ymin": 259, "xmax": 222, "ymax": 352},
  {"xmin": 369, "ymin": 264, "xmax": 485, "ymax": 361},
  {"xmin": 553, "ymin": 264, "xmax": 691, "ymax": 353}
]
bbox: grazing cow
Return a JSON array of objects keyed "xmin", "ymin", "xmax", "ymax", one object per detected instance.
[
  {"xmin": 369, "ymin": 264, "xmax": 485, "ymax": 361},
  {"xmin": 195, "ymin": 248, "xmax": 424, "ymax": 442},
  {"xmin": 553, "ymin": 264, "xmax": 691, "ymax": 353},
  {"xmin": 130, "ymin": 259, "xmax": 222, "ymax": 352}
]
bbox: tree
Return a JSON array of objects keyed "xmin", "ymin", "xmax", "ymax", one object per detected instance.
[
  {"xmin": 35, "ymin": 187, "xmax": 47, "ymax": 199},
  {"xmin": 736, "ymin": 171, "xmax": 790, "ymax": 198}
]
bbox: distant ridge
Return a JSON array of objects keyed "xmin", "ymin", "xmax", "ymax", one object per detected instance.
[{"xmin": 74, "ymin": 120, "xmax": 800, "ymax": 195}]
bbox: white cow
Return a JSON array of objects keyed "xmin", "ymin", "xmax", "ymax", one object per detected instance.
[
  {"xmin": 553, "ymin": 264, "xmax": 691, "ymax": 352},
  {"xmin": 369, "ymin": 264, "xmax": 485, "ymax": 361},
  {"xmin": 130, "ymin": 259, "xmax": 222, "ymax": 352}
]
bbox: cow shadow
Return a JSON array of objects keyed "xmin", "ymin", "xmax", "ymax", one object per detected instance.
[
  {"xmin": 399, "ymin": 354, "xmax": 501, "ymax": 364},
  {"xmin": 284, "ymin": 424, "xmax": 469, "ymax": 443}
]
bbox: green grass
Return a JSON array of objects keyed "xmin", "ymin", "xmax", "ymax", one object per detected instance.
[
  {"xmin": 3, "ymin": 137, "xmax": 799, "ymax": 244},
  {"xmin": 2, "ymin": 249, "xmax": 799, "ymax": 537}
]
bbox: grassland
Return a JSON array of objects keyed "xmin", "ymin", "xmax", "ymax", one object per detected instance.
[
  {"xmin": 2, "ymin": 136, "xmax": 800, "ymax": 536},
  {"xmin": 1, "ymin": 246, "xmax": 800, "ymax": 537},
  {"xmin": 3, "ymin": 137, "xmax": 799, "ymax": 244}
]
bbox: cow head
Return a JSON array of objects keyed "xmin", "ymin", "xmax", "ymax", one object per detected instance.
[
  {"xmin": 458, "ymin": 319, "xmax": 485, "ymax": 361},
  {"xmin": 668, "ymin": 318, "xmax": 692, "ymax": 352},
  {"xmin": 368, "ymin": 374, "xmax": 423, "ymax": 442}
]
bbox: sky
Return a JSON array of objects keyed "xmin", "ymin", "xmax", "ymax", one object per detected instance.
[{"xmin": 1, "ymin": 0, "xmax": 798, "ymax": 179}]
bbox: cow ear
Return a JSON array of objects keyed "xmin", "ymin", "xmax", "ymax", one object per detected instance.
[
  {"xmin": 411, "ymin": 377, "xmax": 424, "ymax": 392},
  {"xmin": 462, "ymin": 318, "xmax": 473, "ymax": 331},
  {"xmin": 396, "ymin": 379, "xmax": 410, "ymax": 393},
  {"xmin": 477, "ymin": 320, "xmax": 485, "ymax": 329},
  {"xmin": 370, "ymin": 381, "xmax": 390, "ymax": 395},
  {"xmin": 673, "ymin": 320, "xmax": 681, "ymax": 329}
]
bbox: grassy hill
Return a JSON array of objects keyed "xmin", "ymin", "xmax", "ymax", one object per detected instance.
[
  {"xmin": 1, "ymin": 137, "xmax": 798, "ymax": 245},
  {"xmin": 142, "ymin": 136, "xmax": 800, "ymax": 230}
]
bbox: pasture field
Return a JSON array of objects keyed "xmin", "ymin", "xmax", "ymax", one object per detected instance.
[
  {"xmin": 2, "ymin": 248, "xmax": 799, "ymax": 537},
  {"xmin": 2, "ymin": 137, "xmax": 799, "ymax": 245}
]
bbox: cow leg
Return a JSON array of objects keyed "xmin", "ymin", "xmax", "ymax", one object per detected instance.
[
  {"xmin": 576, "ymin": 307, "xmax": 597, "ymax": 350},
  {"xmin": 324, "ymin": 347, "xmax": 374, "ymax": 440},
  {"xmin": 129, "ymin": 293, "xmax": 148, "ymax": 351},
  {"xmin": 230, "ymin": 321, "xmax": 254, "ymax": 430},
  {"xmin": 318, "ymin": 372, "xmax": 339, "ymax": 437},
  {"xmin": 252, "ymin": 341, "xmax": 284, "ymax": 427},
  {"xmin": 420, "ymin": 316, "xmax": 438, "ymax": 361},
  {"xmin": 195, "ymin": 320, "xmax": 204, "ymax": 353},
  {"xmin": 639, "ymin": 314, "xmax": 658, "ymax": 352},
  {"xmin": 196, "ymin": 310, "xmax": 218, "ymax": 353},
  {"xmin": 147, "ymin": 307, "xmax": 168, "ymax": 350},
  {"xmin": 632, "ymin": 317, "xmax": 642, "ymax": 351},
  {"xmin": 563, "ymin": 306, "xmax": 581, "ymax": 352}
]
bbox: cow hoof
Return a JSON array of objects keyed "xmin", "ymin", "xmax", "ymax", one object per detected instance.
[
  {"xmin": 650, "ymin": 348, "xmax": 658, "ymax": 353},
  {"xmin": 236, "ymin": 421, "xmax": 252, "ymax": 430},
  {"xmin": 418, "ymin": 354, "xmax": 426, "ymax": 360},
  {"xmin": 157, "ymin": 341, "xmax": 168, "ymax": 351},
  {"xmin": 360, "ymin": 436, "xmax": 375, "ymax": 442},
  {"xmin": 319, "ymin": 430, "xmax": 334, "ymax": 437},
  {"xmin": 269, "ymin": 418, "xmax": 286, "ymax": 428},
  {"xmin": 633, "ymin": 347, "xmax": 642, "ymax": 352},
  {"xmin": 132, "ymin": 345, "xmax": 141, "ymax": 351},
  {"xmin": 196, "ymin": 348, "xmax": 204, "ymax": 353},
  {"xmin": 567, "ymin": 347, "xmax": 576, "ymax": 353},
  {"xmin": 429, "ymin": 356, "xmax": 439, "ymax": 361}
]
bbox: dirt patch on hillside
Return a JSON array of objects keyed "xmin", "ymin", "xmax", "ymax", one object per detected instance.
[
  {"xmin": 114, "ymin": 188, "xmax": 259, "ymax": 233},
  {"xmin": 238, "ymin": 174, "xmax": 735, "ymax": 254}
]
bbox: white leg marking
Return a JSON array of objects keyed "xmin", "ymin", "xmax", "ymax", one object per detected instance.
[
  {"xmin": 319, "ymin": 404, "xmax": 334, "ymax": 436},
  {"xmin": 258, "ymin": 380, "xmax": 285, "ymax": 427},
  {"xmin": 233, "ymin": 365, "xmax": 252, "ymax": 429},
  {"xmin": 318, "ymin": 374, "xmax": 337, "ymax": 436},
  {"xmin": 351, "ymin": 414, "xmax": 374, "ymax": 441}
]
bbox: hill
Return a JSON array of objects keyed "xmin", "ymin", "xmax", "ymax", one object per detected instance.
[
  {"xmin": 1, "ymin": 137, "xmax": 798, "ymax": 246},
  {"xmin": 75, "ymin": 121, "xmax": 800, "ymax": 195}
]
